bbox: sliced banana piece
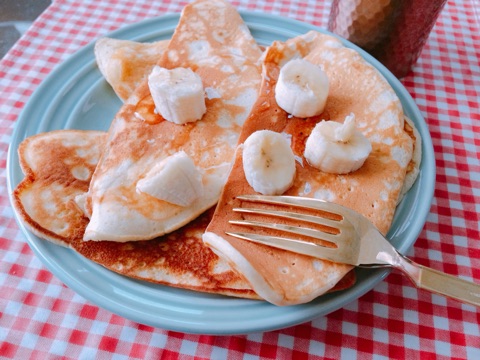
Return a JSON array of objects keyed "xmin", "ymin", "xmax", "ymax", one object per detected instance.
[
  {"xmin": 136, "ymin": 151, "xmax": 203, "ymax": 207},
  {"xmin": 304, "ymin": 113, "xmax": 372, "ymax": 174},
  {"xmin": 275, "ymin": 58, "xmax": 329, "ymax": 118},
  {"xmin": 242, "ymin": 130, "xmax": 296, "ymax": 195},
  {"xmin": 148, "ymin": 66, "xmax": 207, "ymax": 124}
]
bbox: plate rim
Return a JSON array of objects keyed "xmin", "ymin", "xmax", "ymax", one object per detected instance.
[{"xmin": 6, "ymin": 11, "xmax": 435, "ymax": 335}]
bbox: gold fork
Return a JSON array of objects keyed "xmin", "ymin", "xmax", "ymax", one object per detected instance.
[{"xmin": 227, "ymin": 194, "xmax": 480, "ymax": 307}]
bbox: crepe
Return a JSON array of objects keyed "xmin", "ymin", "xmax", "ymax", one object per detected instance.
[
  {"xmin": 399, "ymin": 116, "xmax": 422, "ymax": 202},
  {"xmin": 75, "ymin": 207, "xmax": 260, "ymax": 297},
  {"xmin": 84, "ymin": 0, "xmax": 263, "ymax": 242},
  {"xmin": 12, "ymin": 130, "xmax": 107, "ymax": 247},
  {"xmin": 12, "ymin": 8, "xmax": 360, "ymax": 301},
  {"xmin": 13, "ymin": 129, "xmax": 356, "ymax": 298},
  {"xmin": 12, "ymin": 130, "xmax": 259, "ymax": 298},
  {"xmin": 95, "ymin": 38, "xmax": 169, "ymax": 101},
  {"xmin": 203, "ymin": 31, "xmax": 415, "ymax": 306}
]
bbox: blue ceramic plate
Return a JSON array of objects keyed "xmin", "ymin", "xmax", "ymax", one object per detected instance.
[{"xmin": 7, "ymin": 12, "xmax": 435, "ymax": 335}]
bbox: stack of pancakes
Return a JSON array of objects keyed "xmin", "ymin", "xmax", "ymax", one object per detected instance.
[{"xmin": 12, "ymin": 0, "xmax": 420, "ymax": 305}]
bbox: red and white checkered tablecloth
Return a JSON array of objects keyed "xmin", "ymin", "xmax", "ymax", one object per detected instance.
[{"xmin": 1, "ymin": 0, "xmax": 479, "ymax": 358}]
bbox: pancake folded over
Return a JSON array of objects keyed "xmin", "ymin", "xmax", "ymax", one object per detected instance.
[
  {"xmin": 84, "ymin": 0, "xmax": 263, "ymax": 242},
  {"xmin": 12, "ymin": 130, "xmax": 259, "ymax": 298},
  {"xmin": 12, "ymin": 130, "xmax": 107, "ymax": 247},
  {"xmin": 95, "ymin": 37, "xmax": 170, "ymax": 102},
  {"xmin": 203, "ymin": 31, "xmax": 417, "ymax": 306}
]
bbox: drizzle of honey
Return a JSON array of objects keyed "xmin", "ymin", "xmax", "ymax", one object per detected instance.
[{"xmin": 134, "ymin": 94, "xmax": 164, "ymax": 125}]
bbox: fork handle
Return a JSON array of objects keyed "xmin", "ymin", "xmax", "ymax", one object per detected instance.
[{"xmin": 398, "ymin": 255, "xmax": 480, "ymax": 307}]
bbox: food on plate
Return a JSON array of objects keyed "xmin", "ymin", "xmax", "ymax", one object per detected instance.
[
  {"xmin": 74, "ymin": 206, "xmax": 261, "ymax": 298},
  {"xmin": 242, "ymin": 130, "xmax": 296, "ymax": 195},
  {"xmin": 95, "ymin": 37, "xmax": 169, "ymax": 101},
  {"xmin": 203, "ymin": 31, "xmax": 417, "ymax": 305},
  {"xmin": 11, "ymin": 130, "xmax": 107, "ymax": 246},
  {"xmin": 148, "ymin": 66, "xmax": 207, "ymax": 124},
  {"xmin": 11, "ymin": 0, "xmax": 421, "ymax": 304},
  {"xmin": 136, "ymin": 151, "xmax": 204, "ymax": 207},
  {"xmin": 398, "ymin": 116, "xmax": 422, "ymax": 202},
  {"xmin": 12, "ymin": 130, "xmax": 259, "ymax": 297},
  {"xmin": 304, "ymin": 113, "xmax": 372, "ymax": 174},
  {"xmin": 10, "ymin": 130, "xmax": 354, "ymax": 298},
  {"xmin": 11, "ymin": 0, "xmax": 263, "ymax": 298},
  {"xmin": 275, "ymin": 58, "xmax": 329, "ymax": 118},
  {"xmin": 84, "ymin": 0, "xmax": 263, "ymax": 242}
]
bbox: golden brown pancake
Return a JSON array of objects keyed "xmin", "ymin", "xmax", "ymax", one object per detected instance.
[
  {"xmin": 12, "ymin": 130, "xmax": 259, "ymax": 298},
  {"xmin": 12, "ymin": 129, "xmax": 354, "ymax": 298},
  {"xmin": 11, "ymin": 2, "xmax": 355, "ymax": 301},
  {"xmin": 12, "ymin": 130, "xmax": 106, "ymax": 247},
  {"xmin": 74, "ymin": 207, "xmax": 259, "ymax": 298},
  {"xmin": 93, "ymin": 35, "xmax": 419, "ymax": 204},
  {"xmin": 399, "ymin": 116, "xmax": 422, "ymax": 202},
  {"xmin": 95, "ymin": 38, "xmax": 169, "ymax": 102},
  {"xmin": 84, "ymin": 0, "xmax": 263, "ymax": 242},
  {"xmin": 203, "ymin": 31, "xmax": 415, "ymax": 306}
]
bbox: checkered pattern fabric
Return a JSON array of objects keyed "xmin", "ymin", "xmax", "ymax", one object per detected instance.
[{"xmin": 1, "ymin": 0, "xmax": 479, "ymax": 358}]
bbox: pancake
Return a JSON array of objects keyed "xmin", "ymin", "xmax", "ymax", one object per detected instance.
[
  {"xmin": 203, "ymin": 31, "xmax": 415, "ymax": 306},
  {"xmin": 74, "ymin": 207, "xmax": 260, "ymax": 298},
  {"xmin": 12, "ymin": 130, "xmax": 107, "ymax": 247},
  {"xmin": 12, "ymin": 24, "xmax": 357, "ymax": 300},
  {"xmin": 13, "ymin": 127, "xmax": 357, "ymax": 298},
  {"xmin": 399, "ymin": 116, "xmax": 422, "ymax": 202},
  {"xmin": 95, "ymin": 37, "xmax": 169, "ymax": 101},
  {"xmin": 12, "ymin": 131, "xmax": 354, "ymax": 298},
  {"xmin": 12, "ymin": 130, "xmax": 259, "ymax": 298},
  {"xmin": 84, "ymin": 0, "xmax": 263, "ymax": 242}
]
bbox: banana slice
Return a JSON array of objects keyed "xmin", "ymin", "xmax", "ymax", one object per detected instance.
[
  {"xmin": 148, "ymin": 66, "xmax": 207, "ymax": 124},
  {"xmin": 136, "ymin": 151, "xmax": 203, "ymax": 207},
  {"xmin": 304, "ymin": 113, "xmax": 372, "ymax": 174},
  {"xmin": 275, "ymin": 58, "xmax": 329, "ymax": 118},
  {"xmin": 242, "ymin": 130, "xmax": 296, "ymax": 195}
]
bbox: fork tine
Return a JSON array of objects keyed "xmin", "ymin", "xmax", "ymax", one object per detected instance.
[
  {"xmin": 226, "ymin": 231, "xmax": 343, "ymax": 263},
  {"xmin": 229, "ymin": 194, "xmax": 361, "ymax": 265},
  {"xmin": 236, "ymin": 194, "xmax": 346, "ymax": 217},
  {"xmin": 229, "ymin": 219, "xmax": 341, "ymax": 245},
  {"xmin": 232, "ymin": 207, "xmax": 341, "ymax": 230}
]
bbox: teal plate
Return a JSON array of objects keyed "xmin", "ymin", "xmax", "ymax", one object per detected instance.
[{"xmin": 7, "ymin": 12, "xmax": 435, "ymax": 335}]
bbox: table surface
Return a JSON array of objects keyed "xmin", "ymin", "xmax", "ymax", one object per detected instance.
[
  {"xmin": 1, "ymin": 0, "xmax": 479, "ymax": 358},
  {"xmin": 0, "ymin": 0, "xmax": 51, "ymax": 59}
]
